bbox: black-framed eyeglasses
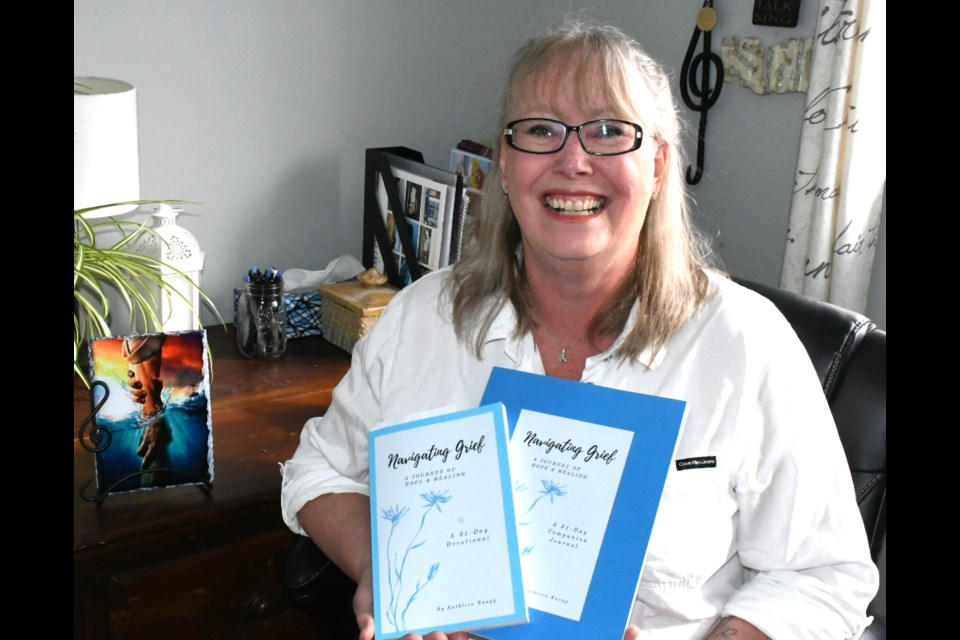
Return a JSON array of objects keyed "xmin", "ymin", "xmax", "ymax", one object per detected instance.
[{"xmin": 504, "ymin": 118, "xmax": 644, "ymax": 156}]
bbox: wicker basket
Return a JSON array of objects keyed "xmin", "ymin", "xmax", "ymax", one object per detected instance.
[{"xmin": 319, "ymin": 281, "xmax": 398, "ymax": 353}]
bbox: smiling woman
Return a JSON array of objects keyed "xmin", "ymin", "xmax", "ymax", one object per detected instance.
[
  {"xmin": 450, "ymin": 22, "xmax": 702, "ymax": 375},
  {"xmin": 281, "ymin": 19, "xmax": 879, "ymax": 640}
]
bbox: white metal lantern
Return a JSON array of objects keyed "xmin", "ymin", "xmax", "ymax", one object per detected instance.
[{"xmin": 132, "ymin": 204, "xmax": 206, "ymax": 331}]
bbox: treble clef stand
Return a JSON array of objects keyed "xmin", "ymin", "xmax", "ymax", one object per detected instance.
[
  {"xmin": 78, "ymin": 380, "xmax": 213, "ymax": 504},
  {"xmin": 680, "ymin": 0, "xmax": 725, "ymax": 185}
]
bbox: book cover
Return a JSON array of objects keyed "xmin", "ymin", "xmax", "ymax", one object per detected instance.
[
  {"xmin": 395, "ymin": 167, "xmax": 449, "ymax": 273},
  {"xmin": 387, "ymin": 151, "xmax": 469, "ymax": 270},
  {"xmin": 449, "ymin": 146, "xmax": 490, "ymax": 264},
  {"xmin": 450, "ymin": 146, "xmax": 492, "ymax": 192},
  {"xmin": 446, "ymin": 187, "xmax": 471, "ymax": 265},
  {"xmin": 369, "ymin": 403, "xmax": 529, "ymax": 639},
  {"xmin": 474, "ymin": 367, "xmax": 687, "ymax": 640},
  {"xmin": 450, "ymin": 190, "xmax": 482, "ymax": 264}
]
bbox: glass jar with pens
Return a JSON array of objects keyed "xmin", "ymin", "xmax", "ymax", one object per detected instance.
[{"xmin": 236, "ymin": 266, "xmax": 287, "ymax": 359}]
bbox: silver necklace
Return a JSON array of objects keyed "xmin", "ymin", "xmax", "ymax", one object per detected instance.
[{"xmin": 528, "ymin": 301, "xmax": 585, "ymax": 363}]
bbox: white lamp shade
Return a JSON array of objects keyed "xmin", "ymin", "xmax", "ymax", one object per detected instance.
[{"xmin": 74, "ymin": 77, "xmax": 140, "ymax": 218}]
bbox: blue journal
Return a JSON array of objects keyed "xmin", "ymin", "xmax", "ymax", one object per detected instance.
[{"xmin": 473, "ymin": 367, "xmax": 687, "ymax": 640}]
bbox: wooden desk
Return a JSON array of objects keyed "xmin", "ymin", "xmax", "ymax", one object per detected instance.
[{"xmin": 74, "ymin": 326, "xmax": 351, "ymax": 639}]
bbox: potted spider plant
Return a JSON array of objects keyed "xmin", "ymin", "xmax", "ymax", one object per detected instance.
[{"xmin": 74, "ymin": 200, "xmax": 222, "ymax": 387}]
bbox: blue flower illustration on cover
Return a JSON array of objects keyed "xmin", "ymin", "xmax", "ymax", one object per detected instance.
[
  {"xmin": 381, "ymin": 490, "xmax": 452, "ymax": 631},
  {"xmin": 515, "ymin": 479, "xmax": 567, "ymax": 556}
]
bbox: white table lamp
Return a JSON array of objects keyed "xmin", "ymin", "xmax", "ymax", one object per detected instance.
[{"xmin": 74, "ymin": 77, "xmax": 140, "ymax": 218}]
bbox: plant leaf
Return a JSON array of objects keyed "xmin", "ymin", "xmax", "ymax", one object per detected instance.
[{"xmin": 73, "ymin": 199, "xmax": 222, "ymax": 388}]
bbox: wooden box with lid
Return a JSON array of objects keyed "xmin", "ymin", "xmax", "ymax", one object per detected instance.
[{"xmin": 319, "ymin": 275, "xmax": 398, "ymax": 353}]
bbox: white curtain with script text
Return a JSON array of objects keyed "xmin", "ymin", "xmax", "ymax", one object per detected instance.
[{"xmin": 780, "ymin": 0, "xmax": 885, "ymax": 313}]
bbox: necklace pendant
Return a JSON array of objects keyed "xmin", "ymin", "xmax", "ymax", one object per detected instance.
[{"xmin": 559, "ymin": 347, "xmax": 568, "ymax": 362}]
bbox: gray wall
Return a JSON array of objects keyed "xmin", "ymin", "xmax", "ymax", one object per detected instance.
[{"xmin": 75, "ymin": 0, "xmax": 885, "ymax": 331}]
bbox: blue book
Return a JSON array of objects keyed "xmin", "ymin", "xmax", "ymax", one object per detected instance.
[
  {"xmin": 369, "ymin": 403, "xmax": 528, "ymax": 639},
  {"xmin": 473, "ymin": 368, "xmax": 687, "ymax": 640}
]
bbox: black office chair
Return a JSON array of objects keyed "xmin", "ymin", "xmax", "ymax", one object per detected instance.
[{"xmin": 735, "ymin": 278, "xmax": 886, "ymax": 638}]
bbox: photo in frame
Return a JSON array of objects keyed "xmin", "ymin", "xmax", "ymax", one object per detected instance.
[
  {"xmin": 87, "ymin": 330, "xmax": 214, "ymax": 494},
  {"xmin": 375, "ymin": 166, "xmax": 449, "ymax": 281},
  {"xmin": 404, "ymin": 181, "xmax": 423, "ymax": 221}
]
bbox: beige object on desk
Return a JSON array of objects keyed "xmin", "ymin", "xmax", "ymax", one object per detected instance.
[
  {"xmin": 356, "ymin": 267, "xmax": 388, "ymax": 288},
  {"xmin": 319, "ymin": 280, "xmax": 398, "ymax": 353}
]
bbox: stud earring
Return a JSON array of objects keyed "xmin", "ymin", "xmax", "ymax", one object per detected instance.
[{"xmin": 501, "ymin": 184, "xmax": 508, "ymax": 195}]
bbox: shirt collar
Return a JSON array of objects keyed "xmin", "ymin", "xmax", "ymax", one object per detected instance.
[
  {"xmin": 601, "ymin": 301, "xmax": 665, "ymax": 370},
  {"xmin": 484, "ymin": 300, "xmax": 527, "ymax": 364}
]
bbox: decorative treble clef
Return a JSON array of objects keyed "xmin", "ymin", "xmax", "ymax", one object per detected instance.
[
  {"xmin": 79, "ymin": 380, "xmax": 113, "ymax": 452},
  {"xmin": 680, "ymin": 0, "xmax": 724, "ymax": 185}
]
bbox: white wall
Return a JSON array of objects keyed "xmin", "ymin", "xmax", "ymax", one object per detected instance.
[{"xmin": 75, "ymin": 0, "xmax": 885, "ymax": 330}]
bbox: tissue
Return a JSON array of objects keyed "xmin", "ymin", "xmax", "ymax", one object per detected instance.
[{"xmin": 282, "ymin": 255, "xmax": 365, "ymax": 293}]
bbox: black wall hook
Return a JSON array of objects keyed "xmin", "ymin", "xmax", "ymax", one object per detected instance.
[{"xmin": 680, "ymin": 0, "xmax": 725, "ymax": 185}]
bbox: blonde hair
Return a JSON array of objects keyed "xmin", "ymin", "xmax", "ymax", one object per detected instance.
[{"xmin": 445, "ymin": 20, "xmax": 720, "ymax": 360}]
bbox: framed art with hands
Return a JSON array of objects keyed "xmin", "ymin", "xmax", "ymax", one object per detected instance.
[{"xmin": 84, "ymin": 330, "xmax": 214, "ymax": 497}]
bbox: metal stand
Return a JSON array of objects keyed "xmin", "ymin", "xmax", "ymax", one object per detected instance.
[{"xmin": 78, "ymin": 381, "xmax": 213, "ymax": 504}]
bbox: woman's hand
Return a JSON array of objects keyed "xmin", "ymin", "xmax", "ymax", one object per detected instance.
[
  {"xmin": 351, "ymin": 601, "xmax": 641, "ymax": 640},
  {"xmin": 121, "ymin": 336, "xmax": 165, "ymax": 416},
  {"xmin": 365, "ymin": 624, "xmax": 638, "ymax": 639},
  {"xmin": 353, "ymin": 568, "xmax": 376, "ymax": 640}
]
